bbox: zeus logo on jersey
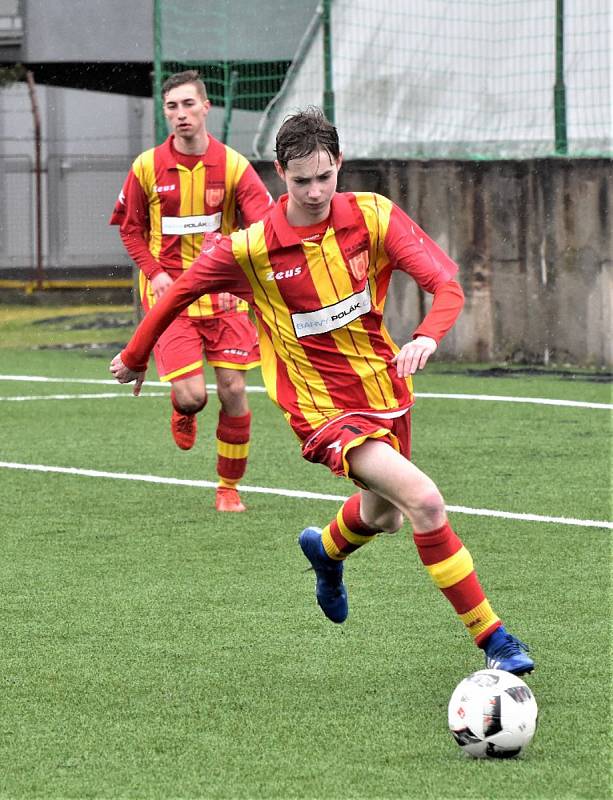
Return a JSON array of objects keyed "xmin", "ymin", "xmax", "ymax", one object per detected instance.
[
  {"xmin": 292, "ymin": 283, "xmax": 371, "ymax": 338},
  {"xmin": 154, "ymin": 184, "xmax": 176, "ymax": 193},
  {"xmin": 266, "ymin": 266, "xmax": 302, "ymax": 282}
]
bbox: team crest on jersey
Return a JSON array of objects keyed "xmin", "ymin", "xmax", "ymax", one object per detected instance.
[
  {"xmin": 206, "ymin": 187, "xmax": 225, "ymax": 207},
  {"xmin": 348, "ymin": 250, "xmax": 369, "ymax": 281}
]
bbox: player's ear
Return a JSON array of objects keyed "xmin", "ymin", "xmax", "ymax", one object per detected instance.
[
  {"xmin": 336, "ymin": 152, "xmax": 344, "ymax": 170},
  {"xmin": 274, "ymin": 160, "xmax": 285, "ymax": 182}
]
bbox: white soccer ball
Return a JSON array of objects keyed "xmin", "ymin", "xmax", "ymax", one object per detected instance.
[{"xmin": 448, "ymin": 669, "xmax": 538, "ymax": 759}]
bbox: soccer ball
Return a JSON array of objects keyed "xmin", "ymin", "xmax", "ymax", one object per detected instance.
[{"xmin": 448, "ymin": 669, "xmax": 538, "ymax": 759}]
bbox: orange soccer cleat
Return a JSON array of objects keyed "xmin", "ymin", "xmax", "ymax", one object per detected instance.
[
  {"xmin": 171, "ymin": 409, "xmax": 197, "ymax": 450},
  {"xmin": 215, "ymin": 487, "xmax": 246, "ymax": 512}
]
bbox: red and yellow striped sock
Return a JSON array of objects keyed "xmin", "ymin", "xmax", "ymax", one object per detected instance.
[
  {"xmin": 413, "ymin": 522, "xmax": 502, "ymax": 645},
  {"xmin": 321, "ymin": 494, "xmax": 381, "ymax": 560},
  {"xmin": 216, "ymin": 410, "xmax": 251, "ymax": 488}
]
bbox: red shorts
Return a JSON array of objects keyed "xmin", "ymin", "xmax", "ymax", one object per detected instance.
[
  {"xmin": 301, "ymin": 411, "xmax": 411, "ymax": 485},
  {"xmin": 153, "ymin": 312, "xmax": 260, "ymax": 382}
]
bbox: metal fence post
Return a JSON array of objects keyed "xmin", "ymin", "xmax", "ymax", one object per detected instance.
[
  {"xmin": 554, "ymin": 0, "xmax": 568, "ymax": 155},
  {"xmin": 153, "ymin": 0, "xmax": 166, "ymax": 145},
  {"xmin": 322, "ymin": 0, "xmax": 335, "ymax": 124}
]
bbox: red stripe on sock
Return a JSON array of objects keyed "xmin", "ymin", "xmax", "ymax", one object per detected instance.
[
  {"xmin": 328, "ymin": 494, "xmax": 381, "ymax": 556},
  {"xmin": 217, "ymin": 455, "xmax": 247, "ymax": 482},
  {"xmin": 441, "ymin": 572, "xmax": 485, "ymax": 614},
  {"xmin": 342, "ymin": 494, "xmax": 380, "ymax": 535},
  {"xmin": 475, "ymin": 621, "xmax": 502, "ymax": 647},
  {"xmin": 413, "ymin": 523, "xmax": 463, "ymax": 566},
  {"xmin": 217, "ymin": 410, "xmax": 251, "ymax": 444}
]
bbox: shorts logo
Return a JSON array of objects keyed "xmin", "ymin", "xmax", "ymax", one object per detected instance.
[
  {"xmin": 222, "ymin": 348, "xmax": 248, "ymax": 357},
  {"xmin": 206, "ymin": 187, "xmax": 225, "ymax": 207},
  {"xmin": 291, "ymin": 283, "xmax": 371, "ymax": 339},
  {"xmin": 348, "ymin": 250, "xmax": 369, "ymax": 281}
]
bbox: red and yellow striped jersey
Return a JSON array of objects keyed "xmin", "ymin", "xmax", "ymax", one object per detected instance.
[
  {"xmin": 109, "ymin": 134, "xmax": 272, "ymax": 318},
  {"xmin": 122, "ymin": 191, "xmax": 464, "ymax": 441}
]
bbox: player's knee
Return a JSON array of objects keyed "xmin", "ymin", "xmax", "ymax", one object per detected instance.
[
  {"xmin": 173, "ymin": 390, "xmax": 207, "ymax": 415},
  {"xmin": 379, "ymin": 508, "xmax": 404, "ymax": 534},
  {"xmin": 362, "ymin": 505, "xmax": 404, "ymax": 534},
  {"xmin": 410, "ymin": 488, "xmax": 446, "ymax": 529},
  {"xmin": 217, "ymin": 374, "xmax": 247, "ymax": 408}
]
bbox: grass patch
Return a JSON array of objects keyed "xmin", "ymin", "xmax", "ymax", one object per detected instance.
[{"xmin": 0, "ymin": 304, "xmax": 610, "ymax": 799}]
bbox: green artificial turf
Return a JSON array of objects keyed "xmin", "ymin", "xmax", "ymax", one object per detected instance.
[{"xmin": 0, "ymin": 305, "xmax": 610, "ymax": 799}]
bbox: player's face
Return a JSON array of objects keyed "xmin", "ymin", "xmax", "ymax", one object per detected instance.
[
  {"xmin": 275, "ymin": 149, "xmax": 342, "ymax": 226},
  {"xmin": 163, "ymin": 83, "xmax": 210, "ymax": 141}
]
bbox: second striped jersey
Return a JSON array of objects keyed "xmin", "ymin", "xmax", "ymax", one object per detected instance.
[{"xmin": 110, "ymin": 133, "xmax": 272, "ymax": 319}]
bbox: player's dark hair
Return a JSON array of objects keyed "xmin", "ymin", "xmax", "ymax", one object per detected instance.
[
  {"xmin": 275, "ymin": 107, "xmax": 340, "ymax": 169},
  {"xmin": 161, "ymin": 70, "xmax": 208, "ymax": 101}
]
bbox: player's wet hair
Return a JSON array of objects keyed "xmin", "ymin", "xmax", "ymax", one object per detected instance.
[
  {"xmin": 161, "ymin": 70, "xmax": 208, "ymax": 101},
  {"xmin": 275, "ymin": 107, "xmax": 340, "ymax": 169}
]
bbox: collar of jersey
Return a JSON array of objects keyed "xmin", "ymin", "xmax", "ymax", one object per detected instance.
[
  {"xmin": 268, "ymin": 192, "xmax": 357, "ymax": 250},
  {"xmin": 162, "ymin": 133, "xmax": 222, "ymax": 169}
]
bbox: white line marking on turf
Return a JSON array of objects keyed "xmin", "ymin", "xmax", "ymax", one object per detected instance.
[
  {"xmin": 1, "ymin": 461, "xmax": 610, "ymax": 530},
  {"xmin": 0, "ymin": 392, "xmax": 169, "ymax": 401},
  {"xmin": 0, "ymin": 375, "xmax": 610, "ymax": 409},
  {"xmin": 417, "ymin": 392, "xmax": 612, "ymax": 410}
]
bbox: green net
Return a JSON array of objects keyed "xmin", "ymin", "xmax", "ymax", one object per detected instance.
[
  {"xmin": 152, "ymin": 0, "xmax": 313, "ymax": 151},
  {"xmin": 155, "ymin": 0, "xmax": 611, "ymax": 159}
]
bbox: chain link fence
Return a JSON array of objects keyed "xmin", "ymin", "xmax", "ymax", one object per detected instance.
[{"xmin": 154, "ymin": 0, "xmax": 611, "ymax": 159}]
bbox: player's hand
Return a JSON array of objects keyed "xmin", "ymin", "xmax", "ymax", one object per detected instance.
[
  {"xmin": 218, "ymin": 292, "xmax": 238, "ymax": 312},
  {"xmin": 392, "ymin": 336, "xmax": 438, "ymax": 377},
  {"xmin": 109, "ymin": 353, "xmax": 146, "ymax": 396},
  {"xmin": 150, "ymin": 271, "xmax": 174, "ymax": 302}
]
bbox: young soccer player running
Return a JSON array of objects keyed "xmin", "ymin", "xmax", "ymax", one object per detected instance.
[
  {"xmin": 110, "ymin": 108, "xmax": 534, "ymax": 675},
  {"xmin": 110, "ymin": 71, "xmax": 273, "ymax": 512}
]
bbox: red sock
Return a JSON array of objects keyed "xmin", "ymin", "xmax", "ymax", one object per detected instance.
[
  {"xmin": 413, "ymin": 522, "xmax": 501, "ymax": 645},
  {"xmin": 216, "ymin": 410, "xmax": 251, "ymax": 487},
  {"xmin": 321, "ymin": 494, "xmax": 381, "ymax": 560}
]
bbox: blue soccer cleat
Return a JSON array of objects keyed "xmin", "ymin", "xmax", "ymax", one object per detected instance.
[
  {"xmin": 298, "ymin": 527, "xmax": 348, "ymax": 624},
  {"xmin": 483, "ymin": 625, "xmax": 534, "ymax": 675}
]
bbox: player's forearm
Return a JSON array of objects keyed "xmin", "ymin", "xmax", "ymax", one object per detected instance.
[
  {"xmin": 413, "ymin": 280, "xmax": 464, "ymax": 343},
  {"xmin": 119, "ymin": 230, "xmax": 165, "ymax": 279},
  {"xmin": 121, "ymin": 273, "xmax": 201, "ymax": 371}
]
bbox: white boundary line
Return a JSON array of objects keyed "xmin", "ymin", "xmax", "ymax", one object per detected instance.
[
  {"xmin": 0, "ymin": 375, "xmax": 611, "ymax": 409},
  {"xmin": 0, "ymin": 392, "xmax": 170, "ymax": 401},
  {"xmin": 1, "ymin": 461, "xmax": 611, "ymax": 530},
  {"xmin": 416, "ymin": 392, "xmax": 612, "ymax": 410}
]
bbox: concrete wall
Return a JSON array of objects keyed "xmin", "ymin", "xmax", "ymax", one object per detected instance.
[
  {"xmin": 7, "ymin": 0, "xmax": 317, "ymax": 62},
  {"xmin": 256, "ymin": 159, "xmax": 612, "ymax": 367}
]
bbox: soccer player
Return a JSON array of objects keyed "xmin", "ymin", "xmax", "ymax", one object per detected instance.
[
  {"xmin": 110, "ymin": 108, "xmax": 534, "ymax": 675},
  {"xmin": 110, "ymin": 70, "xmax": 273, "ymax": 512}
]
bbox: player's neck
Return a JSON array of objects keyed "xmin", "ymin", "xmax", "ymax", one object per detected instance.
[
  {"xmin": 173, "ymin": 130, "xmax": 209, "ymax": 156},
  {"xmin": 285, "ymin": 199, "xmax": 332, "ymax": 227}
]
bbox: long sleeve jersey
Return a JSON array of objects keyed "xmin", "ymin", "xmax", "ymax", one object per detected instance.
[
  {"xmin": 122, "ymin": 191, "xmax": 464, "ymax": 442},
  {"xmin": 109, "ymin": 133, "xmax": 273, "ymax": 318}
]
